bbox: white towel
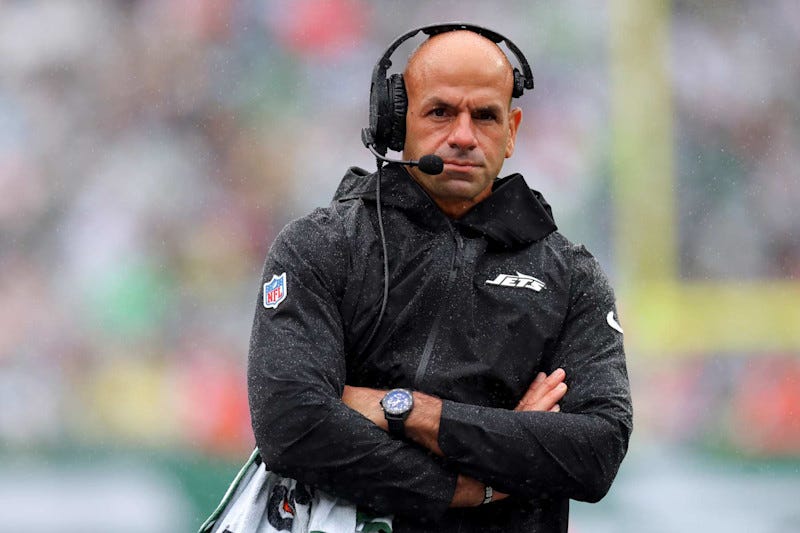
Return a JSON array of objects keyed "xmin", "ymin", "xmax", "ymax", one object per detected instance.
[{"xmin": 208, "ymin": 460, "xmax": 392, "ymax": 533}]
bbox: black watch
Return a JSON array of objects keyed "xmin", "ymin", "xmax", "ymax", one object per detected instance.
[{"xmin": 381, "ymin": 388, "xmax": 414, "ymax": 438}]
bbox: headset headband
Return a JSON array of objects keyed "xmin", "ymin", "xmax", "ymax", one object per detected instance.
[{"xmin": 372, "ymin": 23, "xmax": 534, "ymax": 93}]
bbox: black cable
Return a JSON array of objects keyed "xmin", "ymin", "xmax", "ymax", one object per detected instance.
[{"xmin": 362, "ymin": 159, "xmax": 390, "ymax": 350}]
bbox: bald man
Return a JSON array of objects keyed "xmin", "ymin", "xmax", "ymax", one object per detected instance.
[{"xmin": 248, "ymin": 27, "xmax": 632, "ymax": 532}]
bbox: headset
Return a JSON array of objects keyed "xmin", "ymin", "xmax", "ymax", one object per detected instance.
[
  {"xmin": 361, "ymin": 22, "xmax": 535, "ymax": 157},
  {"xmin": 359, "ymin": 23, "xmax": 535, "ymax": 351}
]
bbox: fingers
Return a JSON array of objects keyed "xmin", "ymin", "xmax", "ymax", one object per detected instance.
[
  {"xmin": 529, "ymin": 381, "xmax": 566, "ymax": 412},
  {"xmin": 519, "ymin": 372, "xmax": 545, "ymax": 405},
  {"xmin": 515, "ymin": 368, "xmax": 567, "ymax": 412},
  {"xmin": 548, "ymin": 367, "xmax": 566, "ymax": 385},
  {"xmin": 525, "ymin": 368, "xmax": 565, "ymax": 404}
]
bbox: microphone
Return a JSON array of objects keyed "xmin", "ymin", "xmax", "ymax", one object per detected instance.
[
  {"xmin": 365, "ymin": 143, "xmax": 444, "ymax": 175},
  {"xmin": 415, "ymin": 154, "xmax": 445, "ymax": 175}
]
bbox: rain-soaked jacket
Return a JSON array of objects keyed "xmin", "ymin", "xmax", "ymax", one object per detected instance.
[{"xmin": 248, "ymin": 163, "xmax": 632, "ymax": 533}]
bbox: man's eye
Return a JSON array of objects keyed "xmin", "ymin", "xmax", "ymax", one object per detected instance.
[
  {"xmin": 430, "ymin": 108, "xmax": 447, "ymax": 117},
  {"xmin": 476, "ymin": 111, "xmax": 496, "ymax": 121}
]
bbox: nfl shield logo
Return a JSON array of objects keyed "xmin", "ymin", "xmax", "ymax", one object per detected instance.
[{"xmin": 263, "ymin": 272, "xmax": 287, "ymax": 309}]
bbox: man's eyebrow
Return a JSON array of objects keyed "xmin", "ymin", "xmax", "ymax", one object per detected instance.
[
  {"xmin": 474, "ymin": 104, "xmax": 504, "ymax": 115},
  {"xmin": 420, "ymin": 98, "xmax": 504, "ymax": 114},
  {"xmin": 420, "ymin": 96, "xmax": 454, "ymax": 108}
]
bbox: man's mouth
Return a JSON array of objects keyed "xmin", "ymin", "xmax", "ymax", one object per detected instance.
[{"xmin": 442, "ymin": 160, "xmax": 481, "ymax": 171}]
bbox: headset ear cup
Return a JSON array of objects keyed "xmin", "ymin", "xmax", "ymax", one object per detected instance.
[
  {"xmin": 387, "ymin": 73, "xmax": 408, "ymax": 152},
  {"xmin": 369, "ymin": 73, "xmax": 391, "ymax": 154},
  {"xmin": 512, "ymin": 68, "xmax": 525, "ymax": 98}
]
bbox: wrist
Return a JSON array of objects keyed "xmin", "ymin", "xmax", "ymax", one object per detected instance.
[
  {"xmin": 404, "ymin": 391, "xmax": 443, "ymax": 456},
  {"xmin": 450, "ymin": 475, "xmax": 486, "ymax": 508}
]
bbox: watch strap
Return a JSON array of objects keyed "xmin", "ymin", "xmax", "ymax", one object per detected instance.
[{"xmin": 387, "ymin": 416, "xmax": 405, "ymax": 438}]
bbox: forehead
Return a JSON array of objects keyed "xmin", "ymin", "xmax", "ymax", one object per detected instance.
[{"xmin": 404, "ymin": 31, "xmax": 514, "ymax": 101}]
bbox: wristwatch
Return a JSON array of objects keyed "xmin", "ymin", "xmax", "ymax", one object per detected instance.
[{"xmin": 380, "ymin": 388, "xmax": 414, "ymax": 438}]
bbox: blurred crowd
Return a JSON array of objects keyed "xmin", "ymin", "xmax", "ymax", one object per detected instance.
[
  {"xmin": 672, "ymin": 1, "xmax": 800, "ymax": 279},
  {"xmin": 1, "ymin": 0, "xmax": 798, "ymax": 459}
]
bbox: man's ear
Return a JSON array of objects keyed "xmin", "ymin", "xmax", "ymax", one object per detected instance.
[{"xmin": 505, "ymin": 107, "xmax": 523, "ymax": 158}]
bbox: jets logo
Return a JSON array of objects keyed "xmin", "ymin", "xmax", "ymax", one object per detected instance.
[{"xmin": 486, "ymin": 272, "xmax": 545, "ymax": 292}]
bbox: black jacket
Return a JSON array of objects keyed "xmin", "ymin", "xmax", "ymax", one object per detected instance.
[{"xmin": 248, "ymin": 164, "xmax": 632, "ymax": 532}]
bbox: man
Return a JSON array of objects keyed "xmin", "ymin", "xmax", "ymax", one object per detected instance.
[{"xmin": 248, "ymin": 27, "xmax": 632, "ymax": 532}]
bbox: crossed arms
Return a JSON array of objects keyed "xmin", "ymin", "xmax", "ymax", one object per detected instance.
[{"xmin": 341, "ymin": 369, "xmax": 568, "ymax": 507}]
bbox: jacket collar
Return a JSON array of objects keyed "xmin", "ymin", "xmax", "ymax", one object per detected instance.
[{"xmin": 334, "ymin": 163, "xmax": 557, "ymax": 249}]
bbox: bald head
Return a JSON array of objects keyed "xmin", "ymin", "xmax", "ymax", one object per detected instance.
[{"xmin": 404, "ymin": 30, "xmax": 516, "ymax": 104}]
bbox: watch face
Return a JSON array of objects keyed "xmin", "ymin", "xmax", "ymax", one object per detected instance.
[{"xmin": 383, "ymin": 389, "xmax": 413, "ymax": 416}]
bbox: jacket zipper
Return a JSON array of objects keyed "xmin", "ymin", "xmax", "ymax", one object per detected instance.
[{"xmin": 414, "ymin": 228, "xmax": 464, "ymax": 388}]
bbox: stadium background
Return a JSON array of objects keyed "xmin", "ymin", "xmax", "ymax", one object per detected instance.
[{"xmin": 1, "ymin": 0, "xmax": 799, "ymax": 531}]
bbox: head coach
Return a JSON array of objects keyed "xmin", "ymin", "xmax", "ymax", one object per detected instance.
[{"xmin": 248, "ymin": 23, "xmax": 633, "ymax": 532}]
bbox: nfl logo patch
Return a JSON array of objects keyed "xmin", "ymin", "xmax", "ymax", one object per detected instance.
[{"xmin": 263, "ymin": 272, "xmax": 287, "ymax": 309}]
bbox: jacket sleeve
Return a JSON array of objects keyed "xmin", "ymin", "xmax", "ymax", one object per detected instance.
[
  {"xmin": 437, "ymin": 245, "xmax": 633, "ymax": 503},
  {"xmin": 248, "ymin": 208, "xmax": 457, "ymax": 520}
]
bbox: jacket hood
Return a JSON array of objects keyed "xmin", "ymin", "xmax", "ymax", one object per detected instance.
[{"xmin": 333, "ymin": 163, "xmax": 557, "ymax": 249}]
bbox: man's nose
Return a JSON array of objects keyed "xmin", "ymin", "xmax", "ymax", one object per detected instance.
[{"xmin": 447, "ymin": 112, "xmax": 477, "ymax": 151}]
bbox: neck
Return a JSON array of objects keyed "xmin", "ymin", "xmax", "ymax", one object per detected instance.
[{"xmin": 432, "ymin": 189, "xmax": 492, "ymax": 219}]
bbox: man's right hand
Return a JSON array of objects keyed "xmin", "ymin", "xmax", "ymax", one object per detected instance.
[{"xmin": 452, "ymin": 368, "xmax": 568, "ymax": 507}]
